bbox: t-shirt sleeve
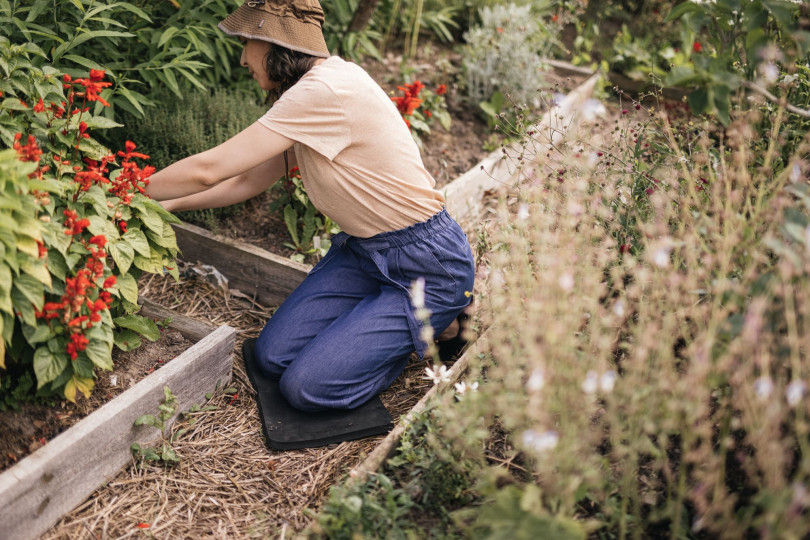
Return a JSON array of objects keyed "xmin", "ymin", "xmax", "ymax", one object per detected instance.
[{"xmin": 257, "ymin": 77, "xmax": 351, "ymax": 161}]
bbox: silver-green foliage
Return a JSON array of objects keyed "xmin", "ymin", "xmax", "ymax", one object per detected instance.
[{"xmin": 461, "ymin": 3, "xmax": 554, "ymax": 108}]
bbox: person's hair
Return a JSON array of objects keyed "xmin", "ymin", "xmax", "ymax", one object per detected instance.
[{"xmin": 264, "ymin": 43, "xmax": 319, "ymax": 101}]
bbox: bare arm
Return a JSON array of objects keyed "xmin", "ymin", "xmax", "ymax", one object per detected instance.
[
  {"xmin": 145, "ymin": 122, "xmax": 295, "ymax": 202},
  {"xmin": 159, "ymin": 151, "xmax": 296, "ymax": 212}
]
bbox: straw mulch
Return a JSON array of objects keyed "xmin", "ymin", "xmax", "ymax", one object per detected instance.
[{"xmin": 42, "ymin": 267, "xmax": 434, "ymax": 539}]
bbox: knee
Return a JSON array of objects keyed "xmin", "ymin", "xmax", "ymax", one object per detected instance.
[
  {"xmin": 278, "ymin": 372, "xmax": 327, "ymax": 411},
  {"xmin": 254, "ymin": 346, "xmax": 288, "ymax": 380}
]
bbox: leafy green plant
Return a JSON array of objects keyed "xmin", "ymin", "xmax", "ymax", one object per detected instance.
[
  {"xmin": 664, "ymin": 0, "xmax": 807, "ymax": 125},
  {"xmin": 0, "ymin": 0, "xmax": 246, "ymax": 119},
  {"xmin": 0, "ymin": 59, "xmax": 178, "ymax": 403},
  {"xmin": 131, "ymin": 385, "xmax": 181, "ymax": 465},
  {"xmin": 390, "ymin": 79, "xmax": 452, "ymax": 147},
  {"xmin": 322, "ymin": 0, "xmax": 384, "ymax": 61},
  {"xmin": 269, "ymin": 167, "xmax": 339, "ymax": 263},
  {"xmin": 461, "ymin": 3, "xmax": 557, "ymax": 109}
]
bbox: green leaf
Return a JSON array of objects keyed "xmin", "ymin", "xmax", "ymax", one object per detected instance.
[
  {"xmin": 34, "ymin": 346, "xmax": 68, "ymax": 389},
  {"xmin": 114, "ymin": 328, "xmax": 141, "ymax": 351},
  {"xmin": 114, "ymin": 314, "xmax": 160, "ymax": 342},
  {"xmin": 713, "ymin": 84, "xmax": 730, "ymax": 126},
  {"xmin": 283, "ymin": 205, "xmax": 300, "ymax": 247},
  {"xmin": 52, "ymin": 30, "xmax": 136, "ymax": 62},
  {"xmin": 688, "ymin": 88, "xmax": 709, "ymax": 116},
  {"xmin": 123, "ymin": 228, "xmax": 151, "ymax": 257},
  {"xmin": 85, "ymin": 336, "xmax": 113, "ymax": 370},
  {"xmin": 110, "ymin": 241, "xmax": 135, "ymax": 274},
  {"xmin": 135, "ymin": 414, "xmax": 163, "ymax": 430},
  {"xmin": 22, "ymin": 323, "xmax": 54, "ymax": 345},
  {"xmin": 12, "ymin": 274, "xmax": 44, "ymax": 310}
]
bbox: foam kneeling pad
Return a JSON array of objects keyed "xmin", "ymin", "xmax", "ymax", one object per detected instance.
[{"xmin": 241, "ymin": 338, "xmax": 394, "ymax": 451}]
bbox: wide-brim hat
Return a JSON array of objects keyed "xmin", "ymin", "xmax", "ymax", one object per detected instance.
[{"xmin": 218, "ymin": 0, "xmax": 330, "ymax": 58}]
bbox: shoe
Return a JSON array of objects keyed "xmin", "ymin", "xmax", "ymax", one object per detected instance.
[{"xmin": 437, "ymin": 310, "xmax": 471, "ymax": 362}]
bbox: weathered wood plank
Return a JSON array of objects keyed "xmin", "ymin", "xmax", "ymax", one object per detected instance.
[
  {"xmin": 172, "ymin": 221, "xmax": 310, "ymax": 307},
  {"xmin": 0, "ymin": 325, "xmax": 236, "ymax": 540},
  {"xmin": 139, "ymin": 297, "xmax": 215, "ymax": 342},
  {"xmin": 349, "ymin": 329, "xmax": 491, "ymax": 484}
]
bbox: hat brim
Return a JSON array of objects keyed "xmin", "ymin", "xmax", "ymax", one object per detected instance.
[{"xmin": 219, "ymin": 4, "xmax": 330, "ymax": 58}]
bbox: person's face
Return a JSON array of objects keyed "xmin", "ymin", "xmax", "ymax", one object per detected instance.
[{"xmin": 240, "ymin": 38, "xmax": 278, "ymax": 91}]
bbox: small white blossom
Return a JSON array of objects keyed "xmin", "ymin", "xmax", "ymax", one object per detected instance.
[
  {"xmin": 653, "ymin": 248, "xmax": 670, "ymax": 268},
  {"xmin": 613, "ymin": 299, "xmax": 626, "ymax": 318},
  {"xmin": 526, "ymin": 368, "xmax": 545, "ymax": 391},
  {"xmin": 522, "ymin": 429, "xmax": 559, "ymax": 453},
  {"xmin": 581, "ymin": 98, "xmax": 607, "ymax": 121},
  {"xmin": 411, "ymin": 277, "xmax": 426, "ymax": 309},
  {"xmin": 761, "ymin": 62, "xmax": 779, "ymax": 83},
  {"xmin": 786, "ymin": 380, "xmax": 806, "ymax": 407},
  {"xmin": 424, "ymin": 364, "xmax": 451, "ymax": 385},
  {"xmin": 552, "ymin": 93, "xmax": 566, "ymax": 107},
  {"xmin": 600, "ymin": 370, "xmax": 618, "ymax": 393},
  {"xmin": 790, "ymin": 163, "xmax": 802, "ymax": 183},
  {"xmin": 581, "ymin": 370, "xmax": 599, "ymax": 394},
  {"xmin": 454, "ymin": 380, "xmax": 479, "ymax": 394},
  {"xmin": 517, "ymin": 203, "xmax": 530, "ymax": 221},
  {"xmin": 567, "ymin": 200, "xmax": 584, "ymax": 216},
  {"xmin": 753, "ymin": 376, "xmax": 773, "ymax": 401},
  {"xmin": 559, "ymin": 273, "xmax": 574, "ymax": 292}
]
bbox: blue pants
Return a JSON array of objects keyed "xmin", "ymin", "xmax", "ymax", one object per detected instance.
[{"xmin": 255, "ymin": 208, "xmax": 475, "ymax": 411}]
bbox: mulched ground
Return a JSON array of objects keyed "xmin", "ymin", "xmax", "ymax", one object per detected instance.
[{"xmin": 41, "ymin": 270, "xmax": 437, "ymax": 538}]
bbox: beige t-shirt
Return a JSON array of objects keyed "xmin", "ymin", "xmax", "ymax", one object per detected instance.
[{"xmin": 257, "ymin": 56, "xmax": 445, "ymax": 238}]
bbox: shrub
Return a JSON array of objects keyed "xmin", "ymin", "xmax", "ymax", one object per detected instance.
[
  {"xmin": 0, "ymin": 0, "xmax": 246, "ymax": 119},
  {"xmin": 0, "ymin": 50, "xmax": 178, "ymax": 404},
  {"xmin": 460, "ymin": 3, "xmax": 556, "ymax": 110},
  {"xmin": 99, "ymin": 87, "xmax": 268, "ymax": 229},
  {"xmin": 432, "ymin": 76, "xmax": 810, "ymax": 536}
]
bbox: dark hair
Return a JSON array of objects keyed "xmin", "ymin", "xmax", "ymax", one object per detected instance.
[{"xmin": 264, "ymin": 43, "xmax": 319, "ymax": 101}]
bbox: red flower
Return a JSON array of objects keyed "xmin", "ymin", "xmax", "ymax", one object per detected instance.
[
  {"xmin": 63, "ymin": 209, "xmax": 90, "ymax": 236},
  {"xmin": 118, "ymin": 221, "xmax": 127, "ymax": 233},
  {"xmin": 436, "ymin": 84, "xmax": 446, "ymax": 96},
  {"xmin": 693, "ymin": 42, "xmax": 702, "ymax": 53},
  {"xmin": 89, "ymin": 235, "xmax": 106, "ymax": 248},
  {"xmin": 552, "ymin": 14, "xmax": 558, "ymax": 22},
  {"xmin": 66, "ymin": 332, "xmax": 89, "ymax": 360},
  {"xmin": 13, "ymin": 134, "xmax": 43, "ymax": 163},
  {"xmin": 33, "ymin": 98, "xmax": 45, "ymax": 113}
]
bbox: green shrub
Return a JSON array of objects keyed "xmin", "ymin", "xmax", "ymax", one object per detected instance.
[
  {"xmin": 461, "ymin": 3, "xmax": 557, "ymax": 114},
  {"xmin": 0, "ymin": 0, "xmax": 246, "ymax": 119},
  {"xmin": 0, "ymin": 42, "xmax": 177, "ymax": 403},
  {"xmin": 101, "ymin": 87, "xmax": 268, "ymax": 228}
]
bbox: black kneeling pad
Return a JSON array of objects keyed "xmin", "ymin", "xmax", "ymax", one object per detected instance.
[{"xmin": 242, "ymin": 338, "xmax": 394, "ymax": 451}]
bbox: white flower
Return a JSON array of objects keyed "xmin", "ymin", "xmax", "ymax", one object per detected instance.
[
  {"xmin": 522, "ymin": 429, "xmax": 559, "ymax": 453},
  {"xmin": 559, "ymin": 273, "xmax": 574, "ymax": 292},
  {"xmin": 653, "ymin": 248, "xmax": 670, "ymax": 268},
  {"xmin": 526, "ymin": 368, "xmax": 545, "ymax": 392},
  {"xmin": 761, "ymin": 63, "xmax": 779, "ymax": 83},
  {"xmin": 424, "ymin": 364, "xmax": 451, "ymax": 385},
  {"xmin": 454, "ymin": 380, "xmax": 479, "ymax": 394},
  {"xmin": 581, "ymin": 370, "xmax": 599, "ymax": 394},
  {"xmin": 786, "ymin": 380, "xmax": 806, "ymax": 407},
  {"xmin": 517, "ymin": 203, "xmax": 530, "ymax": 221},
  {"xmin": 581, "ymin": 98, "xmax": 607, "ymax": 121},
  {"xmin": 552, "ymin": 93, "xmax": 566, "ymax": 107},
  {"xmin": 613, "ymin": 299, "xmax": 626, "ymax": 318},
  {"xmin": 753, "ymin": 376, "xmax": 773, "ymax": 401},
  {"xmin": 790, "ymin": 163, "xmax": 802, "ymax": 183},
  {"xmin": 600, "ymin": 370, "xmax": 618, "ymax": 393},
  {"xmin": 411, "ymin": 277, "xmax": 426, "ymax": 309}
]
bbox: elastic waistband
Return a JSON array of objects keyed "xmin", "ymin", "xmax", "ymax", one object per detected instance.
[{"xmin": 350, "ymin": 208, "xmax": 455, "ymax": 250}]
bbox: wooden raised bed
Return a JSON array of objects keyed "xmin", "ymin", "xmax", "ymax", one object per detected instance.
[{"xmin": 0, "ymin": 302, "xmax": 235, "ymax": 540}]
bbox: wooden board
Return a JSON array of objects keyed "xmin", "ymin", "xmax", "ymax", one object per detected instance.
[
  {"xmin": 0, "ymin": 324, "xmax": 236, "ymax": 540},
  {"xmin": 172, "ymin": 221, "xmax": 310, "ymax": 307}
]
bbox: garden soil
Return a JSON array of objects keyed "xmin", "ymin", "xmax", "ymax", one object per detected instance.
[{"xmin": 0, "ymin": 330, "xmax": 193, "ymax": 474}]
